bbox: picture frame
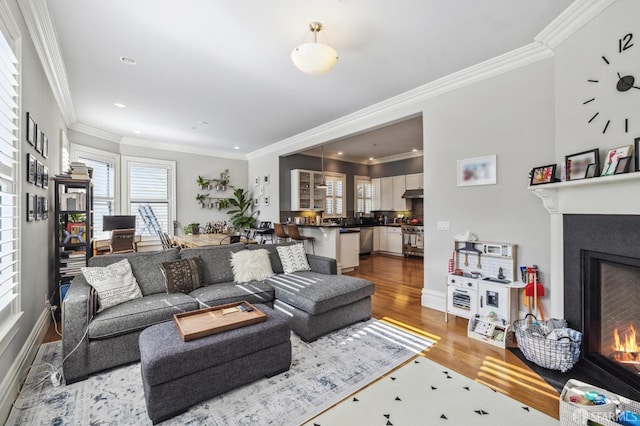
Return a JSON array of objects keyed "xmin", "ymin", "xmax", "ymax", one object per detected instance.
[
  {"xmin": 614, "ymin": 156, "xmax": 631, "ymax": 174},
  {"xmin": 529, "ymin": 164, "xmax": 556, "ymax": 185},
  {"xmin": 35, "ymin": 160, "xmax": 43, "ymax": 186},
  {"xmin": 27, "ymin": 153, "xmax": 36, "ymax": 184},
  {"xmin": 263, "ymin": 195, "xmax": 270, "ymax": 206},
  {"xmin": 42, "ymin": 133, "xmax": 48, "ymax": 158},
  {"xmin": 565, "ymin": 149, "xmax": 599, "ymax": 181},
  {"xmin": 42, "ymin": 197, "xmax": 49, "ymax": 219},
  {"xmin": 585, "ymin": 163, "xmax": 598, "ymax": 178},
  {"xmin": 26, "ymin": 112, "xmax": 37, "ymax": 146},
  {"xmin": 35, "ymin": 130, "xmax": 43, "ymax": 154},
  {"xmin": 26, "ymin": 193, "xmax": 35, "ymax": 222},
  {"xmin": 635, "ymin": 137, "xmax": 640, "ymax": 173},
  {"xmin": 254, "ymin": 176, "xmax": 260, "ymax": 186},
  {"xmin": 42, "ymin": 166, "xmax": 49, "ymax": 188},
  {"xmin": 259, "ymin": 185, "xmax": 264, "ymax": 195},
  {"xmin": 263, "ymin": 174, "xmax": 270, "ymax": 185},
  {"xmin": 253, "ymin": 197, "xmax": 259, "ymax": 206},
  {"xmin": 36, "ymin": 196, "xmax": 43, "ymax": 220},
  {"xmin": 456, "ymin": 155, "xmax": 497, "ymax": 187},
  {"xmin": 601, "ymin": 145, "xmax": 632, "ymax": 176}
]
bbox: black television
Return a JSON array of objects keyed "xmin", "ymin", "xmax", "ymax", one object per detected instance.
[{"xmin": 102, "ymin": 215, "xmax": 136, "ymax": 231}]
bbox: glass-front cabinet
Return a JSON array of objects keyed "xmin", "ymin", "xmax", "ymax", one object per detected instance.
[{"xmin": 291, "ymin": 169, "xmax": 325, "ymax": 211}]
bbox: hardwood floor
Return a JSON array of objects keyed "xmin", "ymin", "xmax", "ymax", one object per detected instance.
[
  {"xmin": 42, "ymin": 253, "xmax": 560, "ymax": 419},
  {"xmin": 347, "ymin": 253, "xmax": 560, "ymax": 419}
]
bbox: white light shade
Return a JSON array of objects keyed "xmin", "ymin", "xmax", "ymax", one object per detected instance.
[{"xmin": 291, "ymin": 42, "xmax": 338, "ymax": 75}]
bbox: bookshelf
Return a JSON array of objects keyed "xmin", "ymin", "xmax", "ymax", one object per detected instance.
[{"xmin": 53, "ymin": 177, "xmax": 93, "ymax": 308}]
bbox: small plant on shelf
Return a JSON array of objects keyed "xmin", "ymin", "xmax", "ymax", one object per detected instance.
[
  {"xmin": 214, "ymin": 169, "xmax": 231, "ymax": 191},
  {"xmin": 183, "ymin": 222, "xmax": 200, "ymax": 235},
  {"xmin": 196, "ymin": 193, "xmax": 208, "ymax": 208},
  {"xmin": 196, "ymin": 175, "xmax": 210, "ymax": 190}
]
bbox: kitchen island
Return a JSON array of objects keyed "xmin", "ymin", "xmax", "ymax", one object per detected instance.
[{"xmin": 296, "ymin": 225, "xmax": 360, "ymax": 273}]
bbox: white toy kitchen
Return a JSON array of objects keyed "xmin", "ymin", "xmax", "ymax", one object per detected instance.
[{"xmin": 445, "ymin": 240, "xmax": 525, "ymax": 348}]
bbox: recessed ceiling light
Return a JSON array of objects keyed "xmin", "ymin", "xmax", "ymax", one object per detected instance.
[
  {"xmin": 120, "ymin": 56, "xmax": 137, "ymax": 65},
  {"xmin": 369, "ymin": 157, "xmax": 374, "ymax": 161},
  {"xmin": 412, "ymin": 148, "xmax": 418, "ymax": 152},
  {"xmin": 337, "ymin": 152, "xmax": 343, "ymax": 155},
  {"xmin": 133, "ymin": 130, "xmax": 141, "ymax": 134},
  {"xmin": 233, "ymin": 146, "xmax": 240, "ymax": 150},
  {"xmin": 199, "ymin": 121, "xmax": 208, "ymax": 126},
  {"xmin": 113, "ymin": 103, "xmax": 126, "ymax": 108}
]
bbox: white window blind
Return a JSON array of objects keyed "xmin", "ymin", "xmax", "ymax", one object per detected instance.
[
  {"xmin": 124, "ymin": 158, "xmax": 175, "ymax": 237},
  {"xmin": 355, "ymin": 176, "xmax": 372, "ymax": 214},
  {"xmin": 77, "ymin": 156, "xmax": 114, "ymax": 231},
  {"xmin": 0, "ymin": 28, "xmax": 20, "ymax": 345},
  {"xmin": 324, "ymin": 173, "xmax": 345, "ymax": 218}
]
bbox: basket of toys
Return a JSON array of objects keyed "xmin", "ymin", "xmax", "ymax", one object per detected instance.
[{"xmin": 513, "ymin": 314, "xmax": 581, "ymax": 372}]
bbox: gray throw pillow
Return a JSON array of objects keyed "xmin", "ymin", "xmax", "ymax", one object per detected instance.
[{"xmin": 160, "ymin": 257, "xmax": 205, "ymax": 294}]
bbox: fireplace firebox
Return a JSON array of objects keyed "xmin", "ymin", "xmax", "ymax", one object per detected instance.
[{"xmin": 583, "ymin": 250, "xmax": 640, "ymax": 391}]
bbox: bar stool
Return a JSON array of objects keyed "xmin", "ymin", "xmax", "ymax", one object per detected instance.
[
  {"xmin": 286, "ymin": 223, "xmax": 315, "ymax": 254},
  {"xmin": 274, "ymin": 223, "xmax": 289, "ymax": 243}
]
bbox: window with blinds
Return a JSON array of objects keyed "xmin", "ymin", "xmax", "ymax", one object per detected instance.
[
  {"xmin": 76, "ymin": 156, "xmax": 114, "ymax": 232},
  {"xmin": 123, "ymin": 157, "xmax": 176, "ymax": 237},
  {"xmin": 0, "ymin": 28, "xmax": 20, "ymax": 346},
  {"xmin": 355, "ymin": 176, "xmax": 372, "ymax": 214},
  {"xmin": 324, "ymin": 172, "xmax": 346, "ymax": 218}
]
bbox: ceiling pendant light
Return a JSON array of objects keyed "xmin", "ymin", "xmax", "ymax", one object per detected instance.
[
  {"xmin": 317, "ymin": 145, "xmax": 328, "ymax": 188},
  {"xmin": 291, "ymin": 22, "xmax": 338, "ymax": 75}
]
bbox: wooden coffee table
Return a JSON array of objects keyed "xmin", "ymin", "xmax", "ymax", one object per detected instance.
[{"xmin": 173, "ymin": 301, "xmax": 266, "ymax": 341}]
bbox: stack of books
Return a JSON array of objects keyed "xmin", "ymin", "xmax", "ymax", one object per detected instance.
[{"xmin": 69, "ymin": 162, "xmax": 92, "ymax": 179}]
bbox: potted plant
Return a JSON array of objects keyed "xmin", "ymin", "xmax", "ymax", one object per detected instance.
[
  {"xmin": 196, "ymin": 193, "xmax": 208, "ymax": 208},
  {"xmin": 183, "ymin": 222, "xmax": 200, "ymax": 235},
  {"xmin": 218, "ymin": 198, "xmax": 229, "ymax": 210},
  {"xmin": 196, "ymin": 175, "xmax": 210, "ymax": 190},
  {"xmin": 226, "ymin": 188, "xmax": 258, "ymax": 229},
  {"xmin": 215, "ymin": 169, "xmax": 231, "ymax": 191}
]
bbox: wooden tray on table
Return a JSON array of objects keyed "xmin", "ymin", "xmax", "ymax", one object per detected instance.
[{"xmin": 173, "ymin": 301, "xmax": 266, "ymax": 341}]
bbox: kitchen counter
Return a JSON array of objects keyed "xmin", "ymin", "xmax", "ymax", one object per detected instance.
[{"xmin": 292, "ymin": 226, "xmax": 359, "ymax": 273}]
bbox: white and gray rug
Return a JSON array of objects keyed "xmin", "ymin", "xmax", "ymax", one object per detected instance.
[
  {"xmin": 305, "ymin": 355, "xmax": 558, "ymax": 425},
  {"xmin": 8, "ymin": 319, "xmax": 434, "ymax": 425}
]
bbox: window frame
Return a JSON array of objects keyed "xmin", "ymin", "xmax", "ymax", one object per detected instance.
[
  {"xmin": 121, "ymin": 156, "xmax": 176, "ymax": 239},
  {"xmin": 323, "ymin": 172, "xmax": 346, "ymax": 219},
  {"xmin": 354, "ymin": 175, "xmax": 372, "ymax": 214}
]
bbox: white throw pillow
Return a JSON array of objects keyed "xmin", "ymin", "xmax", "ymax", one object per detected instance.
[
  {"xmin": 276, "ymin": 244, "xmax": 311, "ymax": 274},
  {"xmin": 81, "ymin": 259, "xmax": 143, "ymax": 312},
  {"xmin": 230, "ymin": 249, "xmax": 275, "ymax": 283}
]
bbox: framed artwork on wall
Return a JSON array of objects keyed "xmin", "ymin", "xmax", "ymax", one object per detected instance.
[
  {"xmin": 26, "ymin": 193, "xmax": 34, "ymax": 222},
  {"xmin": 27, "ymin": 153, "xmax": 36, "ymax": 184},
  {"xmin": 26, "ymin": 112, "xmax": 36, "ymax": 146},
  {"xmin": 35, "ymin": 160, "xmax": 43, "ymax": 186},
  {"xmin": 456, "ymin": 155, "xmax": 497, "ymax": 187},
  {"xmin": 36, "ymin": 196, "xmax": 43, "ymax": 220},
  {"xmin": 42, "ymin": 197, "xmax": 49, "ymax": 219},
  {"xmin": 42, "ymin": 133, "xmax": 48, "ymax": 158},
  {"xmin": 42, "ymin": 166, "xmax": 49, "ymax": 188},
  {"xmin": 565, "ymin": 149, "xmax": 599, "ymax": 181}
]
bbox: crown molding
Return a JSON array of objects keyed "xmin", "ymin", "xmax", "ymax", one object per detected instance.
[
  {"xmin": 17, "ymin": 0, "xmax": 76, "ymax": 127},
  {"xmin": 70, "ymin": 122, "xmax": 122, "ymax": 143},
  {"xmin": 535, "ymin": 0, "xmax": 618, "ymax": 49},
  {"xmin": 248, "ymin": 41, "xmax": 553, "ymax": 160},
  {"xmin": 368, "ymin": 150, "xmax": 423, "ymax": 165},
  {"xmin": 119, "ymin": 137, "xmax": 247, "ymax": 161}
]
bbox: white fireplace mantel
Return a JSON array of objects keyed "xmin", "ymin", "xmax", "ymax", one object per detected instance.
[{"xmin": 528, "ymin": 172, "xmax": 640, "ymax": 319}]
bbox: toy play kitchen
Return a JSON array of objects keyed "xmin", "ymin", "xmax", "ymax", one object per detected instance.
[{"xmin": 445, "ymin": 239, "xmax": 526, "ymax": 348}]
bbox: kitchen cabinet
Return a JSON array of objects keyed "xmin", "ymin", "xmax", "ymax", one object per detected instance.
[
  {"xmin": 291, "ymin": 169, "xmax": 324, "ymax": 211},
  {"xmin": 380, "ymin": 177, "xmax": 393, "ymax": 210},
  {"xmin": 392, "ymin": 175, "xmax": 408, "ymax": 211},
  {"xmin": 373, "ymin": 226, "xmax": 381, "ymax": 251},
  {"xmin": 405, "ymin": 173, "xmax": 423, "ymax": 190},
  {"xmin": 386, "ymin": 226, "xmax": 403, "ymax": 254},
  {"xmin": 371, "ymin": 178, "xmax": 381, "ymax": 211},
  {"xmin": 339, "ymin": 232, "xmax": 360, "ymax": 272}
]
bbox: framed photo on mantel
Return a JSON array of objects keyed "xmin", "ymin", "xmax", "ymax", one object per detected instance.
[
  {"xmin": 565, "ymin": 149, "xmax": 599, "ymax": 181},
  {"xmin": 530, "ymin": 164, "xmax": 556, "ymax": 185}
]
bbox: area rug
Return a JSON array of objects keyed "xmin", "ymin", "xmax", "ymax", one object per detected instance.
[
  {"xmin": 305, "ymin": 355, "xmax": 559, "ymax": 425},
  {"xmin": 7, "ymin": 319, "xmax": 434, "ymax": 425}
]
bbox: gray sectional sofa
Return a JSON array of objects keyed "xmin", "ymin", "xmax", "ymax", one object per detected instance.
[{"xmin": 62, "ymin": 242, "xmax": 374, "ymax": 383}]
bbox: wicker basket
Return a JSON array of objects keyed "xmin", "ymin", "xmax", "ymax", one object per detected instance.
[
  {"xmin": 513, "ymin": 316, "xmax": 581, "ymax": 372},
  {"xmin": 560, "ymin": 379, "xmax": 640, "ymax": 426}
]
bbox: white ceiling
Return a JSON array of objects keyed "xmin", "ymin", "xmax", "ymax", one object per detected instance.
[{"xmin": 42, "ymin": 0, "xmax": 573, "ymax": 160}]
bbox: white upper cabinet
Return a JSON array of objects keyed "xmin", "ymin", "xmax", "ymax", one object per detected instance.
[{"xmin": 405, "ymin": 173, "xmax": 423, "ymax": 190}]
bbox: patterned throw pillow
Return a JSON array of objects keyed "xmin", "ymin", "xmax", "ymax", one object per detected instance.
[
  {"xmin": 81, "ymin": 259, "xmax": 143, "ymax": 313},
  {"xmin": 230, "ymin": 249, "xmax": 275, "ymax": 283},
  {"xmin": 276, "ymin": 244, "xmax": 311, "ymax": 274},
  {"xmin": 160, "ymin": 257, "xmax": 205, "ymax": 294}
]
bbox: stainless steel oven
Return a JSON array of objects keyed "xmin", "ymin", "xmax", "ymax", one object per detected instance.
[{"xmin": 401, "ymin": 225, "xmax": 424, "ymax": 257}]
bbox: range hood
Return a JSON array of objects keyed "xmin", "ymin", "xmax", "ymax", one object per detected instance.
[{"xmin": 401, "ymin": 189, "xmax": 423, "ymax": 199}]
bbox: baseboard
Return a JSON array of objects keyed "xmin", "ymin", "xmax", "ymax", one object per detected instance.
[
  {"xmin": 421, "ymin": 289, "xmax": 445, "ymax": 312},
  {"xmin": 0, "ymin": 308, "xmax": 50, "ymax": 424}
]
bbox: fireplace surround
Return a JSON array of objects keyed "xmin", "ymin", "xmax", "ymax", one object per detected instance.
[{"xmin": 564, "ymin": 214, "xmax": 640, "ymax": 400}]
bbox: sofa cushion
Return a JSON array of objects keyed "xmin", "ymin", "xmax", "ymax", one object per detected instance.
[
  {"xmin": 266, "ymin": 271, "xmax": 375, "ymax": 315},
  {"xmin": 160, "ymin": 257, "xmax": 205, "ymax": 293},
  {"xmin": 180, "ymin": 243, "xmax": 245, "ymax": 284},
  {"xmin": 276, "ymin": 244, "xmax": 311, "ymax": 274},
  {"xmin": 188, "ymin": 280, "xmax": 274, "ymax": 308},
  {"xmin": 88, "ymin": 248, "xmax": 181, "ymax": 296},
  {"xmin": 81, "ymin": 259, "xmax": 143, "ymax": 313},
  {"xmin": 88, "ymin": 292, "xmax": 199, "ymax": 339},
  {"xmin": 247, "ymin": 241, "xmax": 297, "ymax": 274},
  {"xmin": 230, "ymin": 249, "xmax": 274, "ymax": 283}
]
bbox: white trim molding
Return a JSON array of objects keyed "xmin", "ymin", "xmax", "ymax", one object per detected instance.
[{"xmin": 421, "ymin": 288, "xmax": 446, "ymax": 313}]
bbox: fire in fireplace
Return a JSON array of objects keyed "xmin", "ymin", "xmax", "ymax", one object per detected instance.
[{"xmin": 612, "ymin": 324, "xmax": 639, "ymax": 371}]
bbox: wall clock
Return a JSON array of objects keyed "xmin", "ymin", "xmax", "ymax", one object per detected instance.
[{"xmin": 583, "ymin": 32, "xmax": 638, "ymax": 134}]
